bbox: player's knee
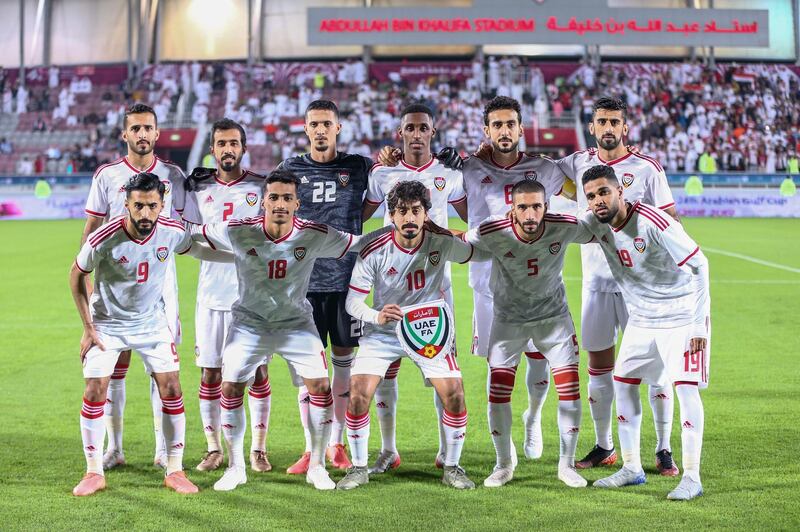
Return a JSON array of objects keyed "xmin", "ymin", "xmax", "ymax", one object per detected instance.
[
  {"xmin": 588, "ymin": 347, "xmax": 615, "ymax": 369},
  {"xmin": 304, "ymin": 377, "xmax": 330, "ymax": 396},
  {"xmin": 221, "ymin": 381, "xmax": 245, "ymax": 398},
  {"xmin": 83, "ymin": 378, "xmax": 108, "ymax": 402},
  {"xmin": 201, "ymin": 367, "xmax": 222, "ymax": 385},
  {"xmin": 253, "ymin": 364, "xmax": 269, "ymax": 386},
  {"xmin": 331, "ymin": 345, "xmax": 354, "ymax": 358}
]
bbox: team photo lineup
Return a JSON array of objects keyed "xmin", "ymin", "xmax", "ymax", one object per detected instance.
[{"xmin": 70, "ymin": 93, "xmax": 709, "ymax": 500}]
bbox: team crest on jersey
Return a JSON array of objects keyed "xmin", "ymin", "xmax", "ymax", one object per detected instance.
[
  {"xmin": 395, "ymin": 300, "xmax": 455, "ymax": 361},
  {"xmin": 337, "ymin": 171, "xmax": 350, "ymax": 187},
  {"xmin": 524, "ymin": 171, "xmax": 538, "ymax": 181},
  {"xmin": 294, "ymin": 247, "xmax": 307, "ymax": 261},
  {"xmin": 433, "ymin": 177, "xmax": 446, "ymax": 191},
  {"xmin": 633, "ymin": 237, "xmax": 646, "ymax": 253},
  {"xmin": 622, "ymin": 173, "xmax": 635, "ymax": 188},
  {"xmin": 428, "ymin": 250, "xmax": 441, "ymax": 266},
  {"xmin": 161, "ymin": 180, "xmax": 172, "ymax": 194},
  {"xmin": 156, "ymin": 246, "xmax": 169, "ymax": 262},
  {"xmin": 549, "ymin": 241, "xmax": 562, "ymax": 255},
  {"xmin": 245, "ymin": 192, "xmax": 258, "ymax": 206}
]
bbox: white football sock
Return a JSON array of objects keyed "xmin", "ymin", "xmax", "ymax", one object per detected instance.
[
  {"xmin": 150, "ymin": 378, "xmax": 165, "ymax": 458},
  {"xmin": 524, "ymin": 352, "xmax": 550, "ymax": 424},
  {"xmin": 248, "ymin": 378, "xmax": 271, "ymax": 453},
  {"xmin": 307, "ymin": 391, "xmax": 334, "ymax": 468},
  {"xmin": 104, "ymin": 362, "xmax": 128, "ymax": 452},
  {"xmin": 330, "ymin": 354, "xmax": 354, "ymax": 446},
  {"xmin": 375, "ymin": 362, "xmax": 400, "ymax": 453},
  {"xmin": 220, "ymin": 393, "xmax": 246, "ymax": 468},
  {"xmin": 442, "ymin": 409, "xmax": 467, "ymax": 467},
  {"xmin": 675, "ymin": 383, "xmax": 704, "ymax": 482},
  {"xmin": 648, "ymin": 384, "xmax": 674, "ymax": 453},
  {"xmin": 297, "ymin": 386, "xmax": 312, "ymax": 453},
  {"xmin": 345, "ymin": 410, "xmax": 370, "ymax": 467},
  {"xmin": 198, "ymin": 381, "xmax": 222, "ymax": 452},
  {"xmin": 488, "ymin": 367, "xmax": 516, "ymax": 467},
  {"xmin": 587, "ymin": 365, "xmax": 615, "ymax": 449},
  {"xmin": 81, "ymin": 397, "xmax": 106, "ymax": 475},
  {"xmin": 433, "ymin": 390, "xmax": 446, "ymax": 456},
  {"xmin": 614, "ymin": 378, "xmax": 643, "ymax": 471},
  {"xmin": 161, "ymin": 395, "xmax": 186, "ymax": 475},
  {"xmin": 553, "ymin": 363, "xmax": 582, "ymax": 467}
]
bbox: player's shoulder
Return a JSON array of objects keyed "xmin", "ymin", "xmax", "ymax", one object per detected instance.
[
  {"xmin": 293, "ymin": 216, "xmax": 329, "ymax": 235},
  {"xmin": 628, "ymin": 151, "xmax": 665, "ymax": 174},
  {"xmin": 92, "ymin": 157, "xmax": 126, "ymax": 179},
  {"xmin": 543, "ymin": 211, "xmax": 578, "ymax": 225},
  {"xmin": 229, "ymin": 215, "xmax": 264, "ymax": 228},
  {"xmin": 478, "ymin": 215, "xmax": 512, "ymax": 236},
  {"xmin": 242, "ymin": 169, "xmax": 267, "ymax": 183},
  {"xmin": 631, "ymin": 201, "xmax": 671, "ymax": 232},
  {"xmin": 156, "ymin": 157, "xmax": 187, "ymax": 179},
  {"xmin": 87, "ymin": 215, "xmax": 126, "ymax": 248},
  {"xmin": 156, "ymin": 215, "xmax": 186, "ymax": 234},
  {"xmin": 337, "ymin": 152, "xmax": 372, "ymax": 169},
  {"xmin": 358, "ymin": 230, "xmax": 393, "ymax": 259}
]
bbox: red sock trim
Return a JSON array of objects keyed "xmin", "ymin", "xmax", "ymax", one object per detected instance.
[{"xmin": 613, "ymin": 376, "xmax": 642, "ymax": 385}]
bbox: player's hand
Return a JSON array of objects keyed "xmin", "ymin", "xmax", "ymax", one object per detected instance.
[
  {"xmin": 377, "ymin": 304, "xmax": 404, "ymax": 325},
  {"xmin": 80, "ymin": 326, "xmax": 105, "ymax": 362},
  {"xmin": 423, "ymin": 219, "xmax": 452, "ymax": 236},
  {"xmin": 436, "ymin": 147, "xmax": 464, "ymax": 171},
  {"xmin": 378, "ymin": 146, "xmax": 402, "ymax": 167},
  {"xmin": 473, "ymin": 142, "xmax": 492, "ymax": 162},
  {"xmin": 689, "ymin": 337, "xmax": 707, "ymax": 355}
]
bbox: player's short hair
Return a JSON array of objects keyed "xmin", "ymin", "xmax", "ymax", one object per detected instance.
[
  {"xmin": 124, "ymin": 103, "xmax": 157, "ymax": 128},
  {"xmin": 305, "ymin": 99, "xmax": 339, "ymax": 120},
  {"xmin": 510, "ymin": 179, "xmax": 546, "ymax": 200},
  {"xmin": 387, "ymin": 180, "xmax": 432, "ymax": 214},
  {"xmin": 211, "ymin": 118, "xmax": 246, "ymax": 147},
  {"xmin": 264, "ymin": 168, "xmax": 300, "ymax": 194},
  {"xmin": 483, "ymin": 96, "xmax": 522, "ymax": 126},
  {"xmin": 582, "ymin": 164, "xmax": 619, "ymax": 186},
  {"xmin": 591, "ymin": 96, "xmax": 627, "ymax": 122},
  {"xmin": 400, "ymin": 102, "xmax": 435, "ymax": 121},
  {"xmin": 125, "ymin": 172, "xmax": 165, "ymax": 199}
]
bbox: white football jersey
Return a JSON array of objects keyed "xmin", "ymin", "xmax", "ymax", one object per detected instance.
[
  {"xmin": 85, "ymin": 156, "xmax": 200, "ymax": 224},
  {"xmin": 348, "ymin": 229, "xmax": 474, "ymax": 339},
  {"xmin": 75, "ymin": 215, "xmax": 192, "ymax": 334},
  {"xmin": 557, "ymin": 148, "xmax": 674, "ymax": 292},
  {"xmin": 579, "ymin": 202, "xmax": 709, "ymax": 334},
  {"xmin": 462, "ymin": 153, "xmax": 568, "ymax": 293},
  {"xmin": 464, "ymin": 213, "xmax": 594, "ymax": 323},
  {"xmin": 190, "ymin": 170, "xmax": 264, "ymax": 310},
  {"xmin": 198, "ymin": 216, "xmax": 377, "ymax": 329}
]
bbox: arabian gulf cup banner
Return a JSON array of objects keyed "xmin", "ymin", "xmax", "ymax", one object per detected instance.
[
  {"xmin": 396, "ymin": 300, "xmax": 455, "ymax": 362},
  {"xmin": 671, "ymin": 187, "xmax": 800, "ymax": 218}
]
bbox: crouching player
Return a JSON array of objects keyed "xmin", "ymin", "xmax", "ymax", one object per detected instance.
[{"xmin": 338, "ymin": 181, "xmax": 478, "ymax": 490}]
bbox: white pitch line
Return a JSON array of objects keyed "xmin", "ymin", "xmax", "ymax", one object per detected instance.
[{"xmin": 702, "ymin": 247, "xmax": 800, "ymax": 274}]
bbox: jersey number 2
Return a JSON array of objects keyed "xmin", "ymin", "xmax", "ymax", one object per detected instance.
[{"xmin": 222, "ymin": 202, "xmax": 234, "ymax": 221}]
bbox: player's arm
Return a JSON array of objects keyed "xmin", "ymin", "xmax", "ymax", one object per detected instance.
[
  {"xmin": 449, "ymin": 172, "xmax": 468, "ymax": 222},
  {"xmin": 377, "ymin": 146, "xmax": 464, "ymax": 171},
  {"xmin": 449, "ymin": 234, "xmax": 490, "ymax": 263},
  {"xmin": 320, "ymin": 225, "xmax": 393, "ymax": 259},
  {"xmin": 651, "ymin": 167, "xmax": 680, "ymax": 222},
  {"xmin": 451, "ymin": 197, "xmax": 468, "ymax": 222},
  {"xmin": 573, "ymin": 217, "xmax": 598, "ymax": 245},
  {"xmin": 189, "ymin": 221, "xmax": 232, "ymax": 251},
  {"xmin": 70, "ymin": 244, "xmax": 105, "ymax": 359},
  {"xmin": 345, "ymin": 257, "xmax": 403, "ymax": 325},
  {"xmin": 362, "ymin": 166, "xmax": 385, "ymax": 222},
  {"xmin": 80, "ymin": 215, "xmax": 104, "ymax": 247},
  {"xmin": 361, "ymin": 199, "xmax": 381, "ymax": 222},
  {"xmin": 179, "ymin": 234, "xmax": 234, "ymax": 263}
]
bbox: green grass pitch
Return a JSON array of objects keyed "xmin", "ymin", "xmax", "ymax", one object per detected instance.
[{"xmin": 1, "ymin": 217, "xmax": 798, "ymax": 530}]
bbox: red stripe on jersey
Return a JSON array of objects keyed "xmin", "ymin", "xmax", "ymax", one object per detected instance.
[
  {"xmin": 364, "ymin": 197, "xmax": 383, "ymax": 205},
  {"xmin": 635, "ymin": 207, "xmax": 669, "ymax": 231},
  {"xmin": 400, "ymin": 157, "xmax": 434, "ymax": 173},
  {"xmin": 359, "ymin": 233, "xmax": 392, "ymax": 258},
  {"xmin": 177, "ymin": 242, "xmax": 193, "ymax": 255},
  {"xmin": 635, "ymin": 210, "xmax": 669, "ymax": 232},
  {"xmin": 201, "ymin": 225, "xmax": 217, "ymax": 250},
  {"xmin": 448, "ymin": 194, "xmax": 467, "ymax": 205},
  {"xmin": 544, "ymin": 213, "xmax": 578, "ymax": 224},
  {"xmin": 490, "ymin": 152, "xmax": 523, "ymax": 170},
  {"xmin": 612, "ymin": 201, "xmax": 639, "ymax": 232},
  {"xmin": 613, "ymin": 376, "xmax": 642, "ymax": 385},
  {"xmin": 91, "ymin": 157, "xmax": 124, "ymax": 178},
  {"xmin": 636, "ymin": 203, "xmax": 670, "ymax": 228},
  {"xmin": 392, "ymin": 230, "xmax": 425, "ymax": 254},
  {"xmin": 336, "ymin": 233, "xmax": 354, "ymax": 259},
  {"xmin": 368, "ymin": 162, "xmax": 383, "ymax": 174},
  {"xmin": 157, "ymin": 217, "xmax": 186, "ymax": 231},
  {"xmin": 74, "ymin": 260, "xmax": 93, "ymax": 274},
  {"xmin": 677, "ymin": 246, "xmax": 700, "ymax": 267},
  {"xmin": 294, "ymin": 218, "xmax": 328, "ymax": 233},
  {"xmin": 525, "ymin": 351, "xmax": 545, "ymax": 360},
  {"xmin": 633, "ymin": 152, "xmax": 665, "ymax": 172},
  {"xmin": 674, "ymin": 380, "xmax": 698, "ymax": 386},
  {"xmin": 123, "ymin": 156, "xmax": 157, "ymax": 174},
  {"xmin": 85, "ymin": 209, "xmax": 107, "ymax": 217},
  {"xmin": 348, "ymin": 284, "xmax": 370, "ymax": 294},
  {"xmin": 458, "ymin": 243, "xmax": 474, "ymax": 264},
  {"xmin": 597, "ymin": 151, "xmax": 633, "ymax": 166},
  {"xmin": 658, "ymin": 202, "xmax": 676, "ymax": 210},
  {"xmin": 479, "ymin": 219, "xmax": 511, "ymax": 235},
  {"xmin": 229, "ymin": 216, "xmax": 263, "ymax": 227},
  {"xmin": 89, "ymin": 220, "xmax": 124, "ymax": 247}
]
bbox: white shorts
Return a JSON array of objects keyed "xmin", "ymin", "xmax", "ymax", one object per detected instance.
[
  {"xmin": 194, "ymin": 303, "xmax": 232, "ymax": 368},
  {"xmin": 352, "ymin": 333, "xmax": 462, "ymax": 382},
  {"xmin": 472, "ymin": 290, "xmax": 537, "ymax": 358},
  {"xmin": 83, "ymin": 327, "xmax": 179, "ymax": 378},
  {"xmin": 580, "ymin": 288, "xmax": 628, "ymax": 352},
  {"xmin": 222, "ymin": 318, "xmax": 328, "ymax": 385},
  {"xmin": 615, "ymin": 323, "xmax": 711, "ymax": 389},
  {"xmin": 163, "ymin": 260, "xmax": 182, "ymax": 345},
  {"xmin": 488, "ymin": 313, "xmax": 579, "ymax": 370}
]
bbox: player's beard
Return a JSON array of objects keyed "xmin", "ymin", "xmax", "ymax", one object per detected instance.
[
  {"xmin": 597, "ymin": 133, "xmax": 621, "ymax": 151},
  {"xmin": 520, "ymin": 219, "xmax": 540, "ymax": 235},
  {"xmin": 313, "ymin": 139, "xmax": 330, "ymax": 152},
  {"xmin": 219, "ymin": 153, "xmax": 241, "ymax": 172},
  {"xmin": 132, "ymin": 217, "xmax": 155, "ymax": 236},
  {"xmin": 493, "ymin": 137, "xmax": 518, "ymax": 154},
  {"xmin": 593, "ymin": 203, "xmax": 618, "ymax": 224},
  {"xmin": 400, "ymin": 223, "xmax": 420, "ymax": 239},
  {"xmin": 130, "ymin": 139, "xmax": 154, "ymax": 156}
]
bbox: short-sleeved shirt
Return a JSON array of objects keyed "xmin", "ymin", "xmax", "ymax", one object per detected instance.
[
  {"xmin": 464, "ymin": 214, "xmax": 594, "ymax": 323},
  {"xmin": 85, "ymin": 156, "xmax": 200, "ymax": 224},
  {"xmin": 280, "ymin": 152, "xmax": 371, "ymax": 292},
  {"xmin": 557, "ymin": 148, "xmax": 674, "ymax": 292},
  {"xmin": 462, "ymin": 153, "xmax": 568, "ymax": 294},
  {"xmin": 579, "ymin": 202, "xmax": 707, "ymax": 332},
  {"xmin": 75, "ymin": 215, "xmax": 193, "ymax": 334},
  {"xmin": 198, "ymin": 216, "xmax": 356, "ymax": 330},
  {"xmin": 189, "ymin": 170, "xmax": 265, "ymax": 310},
  {"xmin": 348, "ymin": 229, "xmax": 474, "ymax": 339}
]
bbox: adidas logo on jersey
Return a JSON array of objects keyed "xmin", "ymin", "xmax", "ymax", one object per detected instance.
[
  {"xmin": 481, "ymin": 175, "xmax": 492, "ymax": 184},
  {"xmin": 386, "ymin": 267, "xmax": 398, "ymax": 276},
  {"xmin": 504, "ymin": 251, "xmax": 515, "ymax": 258},
  {"xmin": 117, "ymin": 256, "xmax": 129, "ymax": 264},
  {"xmin": 300, "ymin": 176, "xmax": 309, "ymax": 184},
  {"xmin": 247, "ymin": 248, "xmax": 258, "ymax": 256},
  {"xmin": 205, "ymin": 195, "xmax": 214, "ymax": 203}
]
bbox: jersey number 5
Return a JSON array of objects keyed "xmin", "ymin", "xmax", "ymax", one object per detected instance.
[{"xmin": 311, "ymin": 181, "xmax": 336, "ymax": 203}]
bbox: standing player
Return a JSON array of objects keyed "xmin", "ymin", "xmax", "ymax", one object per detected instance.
[
  {"xmin": 557, "ymin": 97, "xmax": 681, "ymax": 474},
  {"xmin": 191, "ymin": 169, "xmax": 389, "ymax": 491},
  {"xmin": 279, "ymin": 100, "xmax": 371, "ymax": 474},
  {"xmin": 362, "ymin": 103, "xmax": 468, "ymax": 472},
  {"xmin": 462, "ymin": 96, "xmax": 570, "ymax": 461},
  {"xmin": 580, "ymin": 165, "xmax": 710, "ymax": 500},
  {"xmin": 70, "ymin": 173, "xmax": 220, "ymax": 496},
  {"xmin": 80, "ymin": 103, "xmax": 200, "ymax": 470},
  {"xmin": 338, "ymin": 181, "xmax": 477, "ymax": 491},
  {"xmin": 187, "ymin": 118, "xmax": 271, "ymax": 473},
  {"xmin": 463, "ymin": 180, "xmax": 592, "ymax": 489}
]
